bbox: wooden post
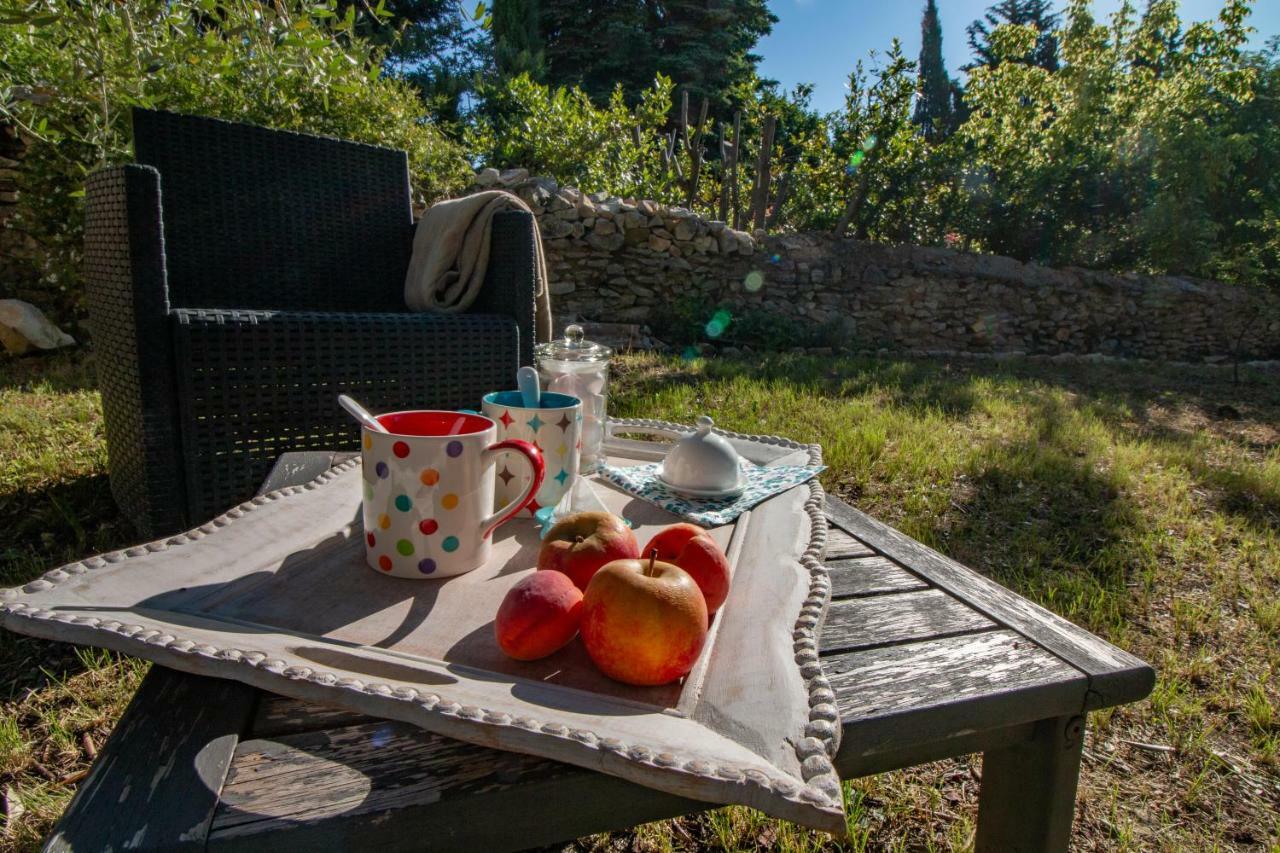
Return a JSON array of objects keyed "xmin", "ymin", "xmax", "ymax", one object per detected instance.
[
  {"xmin": 729, "ymin": 111, "xmax": 742, "ymax": 229},
  {"xmin": 750, "ymin": 115, "xmax": 776, "ymax": 233},
  {"xmin": 976, "ymin": 715, "xmax": 1085, "ymax": 853},
  {"xmin": 833, "ymin": 163, "xmax": 871, "ymax": 238},
  {"xmin": 767, "ymin": 170, "xmax": 792, "ymax": 230},
  {"xmin": 684, "ymin": 97, "xmax": 709, "ymax": 211},
  {"xmin": 660, "ymin": 130, "xmax": 682, "ymax": 194},
  {"xmin": 717, "ymin": 122, "xmax": 729, "ymax": 222}
]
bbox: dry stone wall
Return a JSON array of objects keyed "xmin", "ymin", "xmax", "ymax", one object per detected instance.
[{"xmin": 477, "ymin": 169, "xmax": 1280, "ymax": 362}]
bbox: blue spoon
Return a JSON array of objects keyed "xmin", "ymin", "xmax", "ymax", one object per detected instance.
[{"xmin": 517, "ymin": 366, "xmax": 541, "ymax": 409}]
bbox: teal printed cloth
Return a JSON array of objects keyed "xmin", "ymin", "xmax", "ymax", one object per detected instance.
[{"xmin": 599, "ymin": 459, "xmax": 825, "ymax": 527}]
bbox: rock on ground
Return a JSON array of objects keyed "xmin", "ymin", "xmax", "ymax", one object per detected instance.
[{"xmin": 0, "ymin": 299, "xmax": 75, "ymax": 355}]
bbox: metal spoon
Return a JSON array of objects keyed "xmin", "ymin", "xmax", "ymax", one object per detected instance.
[{"xmin": 338, "ymin": 394, "xmax": 388, "ymax": 434}]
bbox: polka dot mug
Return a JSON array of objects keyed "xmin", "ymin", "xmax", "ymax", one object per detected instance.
[{"xmin": 361, "ymin": 410, "xmax": 544, "ymax": 579}]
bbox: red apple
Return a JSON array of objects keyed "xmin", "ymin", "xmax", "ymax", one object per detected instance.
[
  {"xmin": 580, "ymin": 552, "xmax": 709, "ymax": 686},
  {"xmin": 642, "ymin": 523, "xmax": 732, "ymax": 614},
  {"xmin": 495, "ymin": 571, "xmax": 583, "ymax": 661},
  {"xmin": 538, "ymin": 511, "xmax": 639, "ymax": 590}
]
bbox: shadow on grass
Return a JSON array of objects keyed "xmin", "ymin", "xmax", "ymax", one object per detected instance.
[
  {"xmin": 0, "ymin": 474, "xmax": 135, "ymax": 589},
  {"xmin": 936, "ymin": 395, "xmax": 1143, "ymax": 631},
  {"xmin": 0, "ymin": 350, "xmax": 98, "ymax": 394},
  {"xmin": 621, "ymin": 351, "xmax": 1280, "ymax": 427}
]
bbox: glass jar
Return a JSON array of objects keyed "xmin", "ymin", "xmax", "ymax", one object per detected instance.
[{"xmin": 534, "ymin": 324, "xmax": 613, "ymax": 473}]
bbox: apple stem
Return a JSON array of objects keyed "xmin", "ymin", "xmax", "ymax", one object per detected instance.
[
  {"xmin": 574, "ymin": 535, "xmax": 585, "ymax": 545},
  {"xmin": 646, "ymin": 548, "xmax": 658, "ymax": 577}
]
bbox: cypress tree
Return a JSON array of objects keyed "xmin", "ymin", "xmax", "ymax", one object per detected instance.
[{"xmin": 912, "ymin": 0, "xmax": 955, "ymax": 140}]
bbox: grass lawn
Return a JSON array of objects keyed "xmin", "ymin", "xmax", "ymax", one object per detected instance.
[{"xmin": 1, "ymin": 349, "xmax": 1278, "ymax": 851}]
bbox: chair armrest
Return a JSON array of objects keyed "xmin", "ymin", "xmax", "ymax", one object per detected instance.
[
  {"xmin": 84, "ymin": 165, "xmax": 188, "ymax": 537},
  {"xmin": 470, "ymin": 209, "xmax": 538, "ymax": 366},
  {"xmin": 170, "ymin": 308, "xmax": 520, "ymax": 522}
]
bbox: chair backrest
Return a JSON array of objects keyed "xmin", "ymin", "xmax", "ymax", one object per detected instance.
[{"xmin": 131, "ymin": 109, "xmax": 413, "ymax": 312}]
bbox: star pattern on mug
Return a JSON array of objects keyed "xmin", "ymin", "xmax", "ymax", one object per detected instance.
[
  {"xmin": 554, "ymin": 468, "xmax": 569, "ymax": 486},
  {"xmin": 527, "ymin": 414, "xmax": 544, "ymax": 432},
  {"xmin": 498, "ymin": 410, "xmax": 514, "ymax": 428},
  {"xmin": 498, "ymin": 465, "xmax": 514, "ymax": 486},
  {"xmin": 556, "ymin": 413, "xmax": 572, "ymax": 431}
]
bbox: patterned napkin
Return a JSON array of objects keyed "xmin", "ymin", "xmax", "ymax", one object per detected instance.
[{"xmin": 599, "ymin": 458, "xmax": 825, "ymax": 527}]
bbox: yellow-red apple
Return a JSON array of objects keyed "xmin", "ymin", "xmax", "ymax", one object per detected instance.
[
  {"xmin": 642, "ymin": 523, "xmax": 731, "ymax": 614},
  {"xmin": 495, "ymin": 571, "xmax": 583, "ymax": 661},
  {"xmin": 580, "ymin": 552, "xmax": 708, "ymax": 686},
  {"xmin": 538, "ymin": 511, "xmax": 639, "ymax": 590}
]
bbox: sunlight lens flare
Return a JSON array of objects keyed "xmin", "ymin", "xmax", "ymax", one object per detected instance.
[{"xmin": 704, "ymin": 309, "xmax": 733, "ymax": 339}]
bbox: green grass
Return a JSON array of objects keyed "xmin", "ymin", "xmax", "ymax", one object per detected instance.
[{"xmin": 1, "ymin": 349, "xmax": 1278, "ymax": 850}]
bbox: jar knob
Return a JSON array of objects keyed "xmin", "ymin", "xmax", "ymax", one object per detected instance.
[
  {"xmin": 695, "ymin": 415, "xmax": 714, "ymax": 435},
  {"xmin": 565, "ymin": 324, "xmax": 585, "ymax": 348}
]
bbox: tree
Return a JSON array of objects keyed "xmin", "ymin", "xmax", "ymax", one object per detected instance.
[
  {"xmin": 340, "ymin": 0, "xmax": 480, "ymax": 123},
  {"xmin": 537, "ymin": 0, "xmax": 775, "ymax": 116},
  {"xmin": 651, "ymin": 0, "xmax": 776, "ymax": 115},
  {"xmin": 958, "ymin": 0, "xmax": 1261, "ymax": 276},
  {"xmin": 491, "ymin": 0, "xmax": 545, "ymax": 81},
  {"xmin": 913, "ymin": 0, "xmax": 956, "ymax": 140},
  {"xmin": 965, "ymin": 0, "xmax": 1060, "ymax": 71},
  {"xmin": 538, "ymin": 1, "xmax": 656, "ymax": 105}
]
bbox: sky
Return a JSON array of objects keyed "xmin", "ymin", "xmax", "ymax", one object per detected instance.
[{"xmin": 757, "ymin": 0, "xmax": 1280, "ymax": 115}]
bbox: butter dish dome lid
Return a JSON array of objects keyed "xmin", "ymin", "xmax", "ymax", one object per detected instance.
[{"xmin": 657, "ymin": 416, "xmax": 745, "ymax": 498}]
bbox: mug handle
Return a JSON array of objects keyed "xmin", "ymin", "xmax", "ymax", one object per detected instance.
[{"xmin": 478, "ymin": 439, "xmax": 545, "ymax": 540}]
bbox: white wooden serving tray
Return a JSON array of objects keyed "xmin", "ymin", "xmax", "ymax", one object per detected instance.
[{"xmin": 1, "ymin": 419, "xmax": 844, "ymax": 832}]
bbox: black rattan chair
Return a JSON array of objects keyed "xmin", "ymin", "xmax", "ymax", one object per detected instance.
[{"xmin": 84, "ymin": 109, "xmax": 536, "ymax": 537}]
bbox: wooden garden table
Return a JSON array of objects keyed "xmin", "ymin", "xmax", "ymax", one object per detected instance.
[{"xmin": 45, "ymin": 451, "xmax": 1153, "ymax": 853}]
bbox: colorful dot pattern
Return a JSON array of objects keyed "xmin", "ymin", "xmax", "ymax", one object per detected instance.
[{"xmin": 362, "ymin": 427, "xmax": 494, "ymax": 577}]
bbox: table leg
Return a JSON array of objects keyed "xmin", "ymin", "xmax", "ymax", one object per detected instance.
[{"xmin": 975, "ymin": 714, "xmax": 1085, "ymax": 853}]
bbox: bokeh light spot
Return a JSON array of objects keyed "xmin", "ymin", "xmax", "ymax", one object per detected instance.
[
  {"xmin": 704, "ymin": 308, "xmax": 732, "ymax": 339},
  {"xmin": 743, "ymin": 270, "xmax": 764, "ymax": 292}
]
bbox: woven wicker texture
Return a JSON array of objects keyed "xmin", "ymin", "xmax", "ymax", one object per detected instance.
[
  {"xmin": 132, "ymin": 109, "xmax": 413, "ymax": 312},
  {"xmin": 84, "ymin": 109, "xmax": 537, "ymax": 535},
  {"xmin": 172, "ymin": 309, "xmax": 518, "ymax": 524},
  {"xmin": 83, "ymin": 166, "xmax": 188, "ymax": 537}
]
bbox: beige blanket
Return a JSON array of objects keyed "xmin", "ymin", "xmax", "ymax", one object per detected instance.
[{"xmin": 404, "ymin": 190, "xmax": 552, "ymax": 343}]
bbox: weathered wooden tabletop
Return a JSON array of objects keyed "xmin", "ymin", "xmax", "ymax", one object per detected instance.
[{"xmin": 45, "ymin": 451, "xmax": 1153, "ymax": 853}]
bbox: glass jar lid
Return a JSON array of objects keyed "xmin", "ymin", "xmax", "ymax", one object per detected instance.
[{"xmin": 535, "ymin": 323, "xmax": 613, "ymax": 363}]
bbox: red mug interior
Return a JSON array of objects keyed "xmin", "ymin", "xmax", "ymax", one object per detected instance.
[{"xmin": 375, "ymin": 411, "xmax": 492, "ymax": 437}]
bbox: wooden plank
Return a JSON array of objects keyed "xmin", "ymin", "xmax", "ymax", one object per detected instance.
[
  {"xmin": 250, "ymin": 695, "xmax": 378, "ymax": 739},
  {"xmin": 825, "ymin": 527, "xmax": 876, "ymax": 559},
  {"xmin": 825, "ymin": 630, "xmax": 1087, "ymax": 773},
  {"xmin": 821, "ymin": 589, "xmax": 994, "ymax": 653},
  {"xmin": 45, "ymin": 667, "xmax": 257, "ymax": 852},
  {"xmin": 976, "ymin": 715, "xmax": 1084, "ymax": 853},
  {"xmin": 209, "ymin": 721, "xmax": 700, "ymax": 853},
  {"xmin": 827, "ymin": 556, "xmax": 929, "ymax": 599},
  {"xmin": 839, "ymin": 721, "xmax": 1036, "ymax": 779},
  {"xmin": 825, "ymin": 496, "xmax": 1155, "ymax": 708}
]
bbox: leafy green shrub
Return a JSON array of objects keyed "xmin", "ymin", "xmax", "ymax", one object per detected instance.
[
  {"xmin": 468, "ymin": 72, "xmax": 679, "ymax": 203},
  {"xmin": 956, "ymin": 0, "xmax": 1272, "ymax": 281},
  {"xmin": 0, "ymin": 0, "xmax": 471, "ymax": 325}
]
